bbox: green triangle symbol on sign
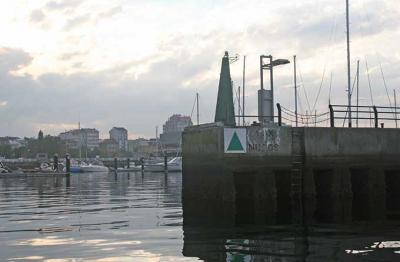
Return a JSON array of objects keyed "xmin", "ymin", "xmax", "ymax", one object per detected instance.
[{"xmin": 227, "ymin": 132, "xmax": 244, "ymax": 151}]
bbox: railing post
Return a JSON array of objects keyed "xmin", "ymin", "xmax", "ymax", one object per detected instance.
[
  {"xmin": 277, "ymin": 103, "xmax": 282, "ymax": 126},
  {"xmin": 164, "ymin": 155, "xmax": 168, "ymax": 173},
  {"xmin": 329, "ymin": 105, "xmax": 335, "ymax": 127},
  {"xmin": 373, "ymin": 106, "xmax": 378, "ymax": 128},
  {"xmin": 53, "ymin": 154, "xmax": 58, "ymax": 172},
  {"xmin": 65, "ymin": 154, "xmax": 70, "ymax": 174}
]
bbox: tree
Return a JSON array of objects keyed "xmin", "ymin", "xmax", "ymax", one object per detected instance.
[
  {"xmin": 0, "ymin": 144, "xmax": 13, "ymax": 158},
  {"xmin": 38, "ymin": 130, "xmax": 44, "ymax": 140}
]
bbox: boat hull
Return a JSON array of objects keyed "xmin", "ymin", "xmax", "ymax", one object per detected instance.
[
  {"xmin": 80, "ymin": 165, "xmax": 109, "ymax": 173},
  {"xmin": 144, "ymin": 164, "xmax": 181, "ymax": 172}
]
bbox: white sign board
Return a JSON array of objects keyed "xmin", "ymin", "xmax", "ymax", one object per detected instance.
[{"xmin": 224, "ymin": 128, "xmax": 247, "ymax": 154}]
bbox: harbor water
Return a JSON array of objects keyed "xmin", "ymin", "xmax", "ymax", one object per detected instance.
[{"xmin": 1, "ymin": 172, "xmax": 400, "ymax": 261}]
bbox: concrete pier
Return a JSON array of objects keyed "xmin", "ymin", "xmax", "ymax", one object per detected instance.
[{"xmin": 182, "ymin": 124, "xmax": 400, "ymax": 224}]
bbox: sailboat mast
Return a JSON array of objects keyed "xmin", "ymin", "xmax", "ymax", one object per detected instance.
[
  {"xmin": 394, "ymin": 89, "xmax": 398, "ymax": 128},
  {"xmin": 346, "ymin": 0, "xmax": 352, "ymax": 127},
  {"xmin": 294, "ymin": 55, "xmax": 298, "ymax": 127},
  {"xmin": 242, "ymin": 55, "xmax": 246, "ymax": 125},
  {"xmin": 356, "ymin": 60, "xmax": 360, "ymax": 127},
  {"xmin": 238, "ymin": 86, "xmax": 241, "ymax": 125},
  {"xmin": 155, "ymin": 126, "xmax": 159, "ymax": 157},
  {"xmin": 196, "ymin": 92, "xmax": 199, "ymax": 125}
]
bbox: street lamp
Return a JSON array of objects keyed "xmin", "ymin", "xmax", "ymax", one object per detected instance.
[{"xmin": 259, "ymin": 55, "xmax": 290, "ymax": 125}]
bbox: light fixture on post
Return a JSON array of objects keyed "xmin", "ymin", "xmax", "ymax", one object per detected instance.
[{"xmin": 259, "ymin": 55, "xmax": 290, "ymax": 125}]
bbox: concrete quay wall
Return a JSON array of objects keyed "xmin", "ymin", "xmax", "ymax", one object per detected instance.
[
  {"xmin": 182, "ymin": 124, "xmax": 400, "ymax": 224},
  {"xmin": 183, "ymin": 125, "xmax": 400, "ymax": 167},
  {"xmin": 304, "ymin": 127, "xmax": 400, "ymax": 166}
]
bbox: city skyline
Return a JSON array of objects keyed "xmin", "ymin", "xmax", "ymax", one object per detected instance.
[
  {"xmin": 1, "ymin": 0, "xmax": 399, "ymax": 138},
  {"xmin": 3, "ymin": 116, "xmax": 193, "ymax": 140}
]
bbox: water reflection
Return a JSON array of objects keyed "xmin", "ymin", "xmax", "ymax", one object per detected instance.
[
  {"xmin": 181, "ymin": 166, "xmax": 400, "ymax": 261},
  {"xmin": 0, "ymin": 172, "xmax": 184, "ymax": 261},
  {"xmin": 1, "ymin": 170, "xmax": 400, "ymax": 261}
]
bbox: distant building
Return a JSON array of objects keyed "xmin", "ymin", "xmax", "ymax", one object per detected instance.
[
  {"xmin": 128, "ymin": 138, "xmax": 146, "ymax": 153},
  {"xmin": 163, "ymin": 114, "xmax": 193, "ymax": 133},
  {"xmin": 128, "ymin": 138, "xmax": 160, "ymax": 158},
  {"xmin": 109, "ymin": 127, "xmax": 128, "ymax": 151},
  {"xmin": 59, "ymin": 128, "xmax": 99, "ymax": 150},
  {"xmin": 0, "ymin": 137, "xmax": 25, "ymax": 149},
  {"xmin": 36, "ymin": 153, "xmax": 48, "ymax": 161},
  {"xmin": 160, "ymin": 114, "xmax": 192, "ymax": 151},
  {"xmin": 99, "ymin": 139, "xmax": 119, "ymax": 157}
]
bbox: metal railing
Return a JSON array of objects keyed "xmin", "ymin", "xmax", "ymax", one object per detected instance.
[
  {"xmin": 236, "ymin": 103, "xmax": 400, "ymax": 128},
  {"xmin": 329, "ymin": 104, "xmax": 400, "ymax": 128},
  {"xmin": 277, "ymin": 104, "xmax": 330, "ymax": 127}
]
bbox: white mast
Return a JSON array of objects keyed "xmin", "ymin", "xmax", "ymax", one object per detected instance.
[
  {"xmin": 346, "ymin": 0, "xmax": 352, "ymax": 127},
  {"xmin": 196, "ymin": 92, "xmax": 200, "ymax": 125}
]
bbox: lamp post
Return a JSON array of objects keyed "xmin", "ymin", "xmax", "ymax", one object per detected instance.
[{"xmin": 259, "ymin": 55, "xmax": 290, "ymax": 125}]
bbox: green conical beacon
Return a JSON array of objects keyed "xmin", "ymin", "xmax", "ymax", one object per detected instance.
[{"xmin": 214, "ymin": 51, "xmax": 236, "ymax": 126}]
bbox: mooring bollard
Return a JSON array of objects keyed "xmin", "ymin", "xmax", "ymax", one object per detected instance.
[
  {"xmin": 164, "ymin": 155, "xmax": 168, "ymax": 172},
  {"xmin": 127, "ymin": 158, "xmax": 130, "ymax": 168},
  {"xmin": 114, "ymin": 157, "xmax": 118, "ymax": 171},
  {"xmin": 65, "ymin": 154, "xmax": 71, "ymax": 174},
  {"xmin": 329, "ymin": 104, "xmax": 335, "ymax": 127},
  {"xmin": 53, "ymin": 154, "xmax": 59, "ymax": 172}
]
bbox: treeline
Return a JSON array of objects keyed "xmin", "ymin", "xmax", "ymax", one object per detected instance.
[
  {"xmin": 0, "ymin": 135, "xmax": 131, "ymax": 159},
  {"xmin": 0, "ymin": 135, "xmax": 67, "ymax": 159}
]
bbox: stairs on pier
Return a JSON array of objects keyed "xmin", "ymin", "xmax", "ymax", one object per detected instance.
[{"xmin": 291, "ymin": 127, "xmax": 305, "ymax": 222}]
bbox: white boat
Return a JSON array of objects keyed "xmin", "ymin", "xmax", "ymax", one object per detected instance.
[
  {"xmin": 144, "ymin": 157, "xmax": 182, "ymax": 172},
  {"xmin": 39, "ymin": 162, "xmax": 65, "ymax": 172},
  {"xmin": 62, "ymin": 159, "xmax": 82, "ymax": 173},
  {"xmin": 80, "ymin": 160, "xmax": 109, "ymax": 173},
  {"xmin": 113, "ymin": 165, "xmax": 142, "ymax": 172},
  {"xmin": 0, "ymin": 161, "xmax": 10, "ymax": 173}
]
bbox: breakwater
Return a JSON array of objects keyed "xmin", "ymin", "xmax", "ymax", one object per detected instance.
[{"xmin": 182, "ymin": 124, "xmax": 400, "ymax": 224}]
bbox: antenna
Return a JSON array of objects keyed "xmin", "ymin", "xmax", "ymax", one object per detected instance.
[{"xmin": 229, "ymin": 54, "xmax": 239, "ymax": 64}]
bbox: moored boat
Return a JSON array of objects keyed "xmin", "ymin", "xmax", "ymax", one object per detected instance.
[
  {"xmin": 0, "ymin": 161, "xmax": 11, "ymax": 173},
  {"xmin": 144, "ymin": 157, "xmax": 182, "ymax": 172},
  {"xmin": 80, "ymin": 160, "xmax": 109, "ymax": 173}
]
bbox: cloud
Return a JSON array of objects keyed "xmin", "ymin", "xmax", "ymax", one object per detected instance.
[
  {"xmin": 33, "ymin": 123, "xmax": 79, "ymax": 134},
  {"xmin": 45, "ymin": 0, "xmax": 82, "ymax": 12},
  {"xmin": 0, "ymin": 46, "xmax": 213, "ymax": 138},
  {"xmin": 0, "ymin": 47, "xmax": 33, "ymax": 73},
  {"xmin": 97, "ymin": 6, "xmax": 122, "ymax": 20},
  {"xmin": 0, "ymin": 101, "xmax": 8, "ymax": 107},
  {"xmin": 30, "ymin": 9, "xmax": 46, "ymax": 24},
  {"xmin": 64, "ymin": 14, "xmax": 91, "ymax": 30},
  {"xmin": 59, "ymin": 51, "xmax": 88, "ymax": 61},
  {"xmin": 0, "ymin": 0, "xmax": 400, "ymax": 138}
]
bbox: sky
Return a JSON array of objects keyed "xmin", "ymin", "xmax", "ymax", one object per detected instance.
[{"xmin": 0, "ymin": 0, "xmax": 399, "ymax": 139}]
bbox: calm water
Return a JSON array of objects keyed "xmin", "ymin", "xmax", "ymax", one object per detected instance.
[{"xmin": 0, "ymin": 172, "xmax": 399, "ymax": 261}]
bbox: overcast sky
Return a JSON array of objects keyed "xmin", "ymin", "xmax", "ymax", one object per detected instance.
[{"xmin": 0, "ymin": 0, "xmax": 399, "ymax": 138}]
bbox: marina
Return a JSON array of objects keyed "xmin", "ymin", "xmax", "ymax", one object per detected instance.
[{"xmin": 1, "ymin": 0, "xmax": 400, "ymax": 260}]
